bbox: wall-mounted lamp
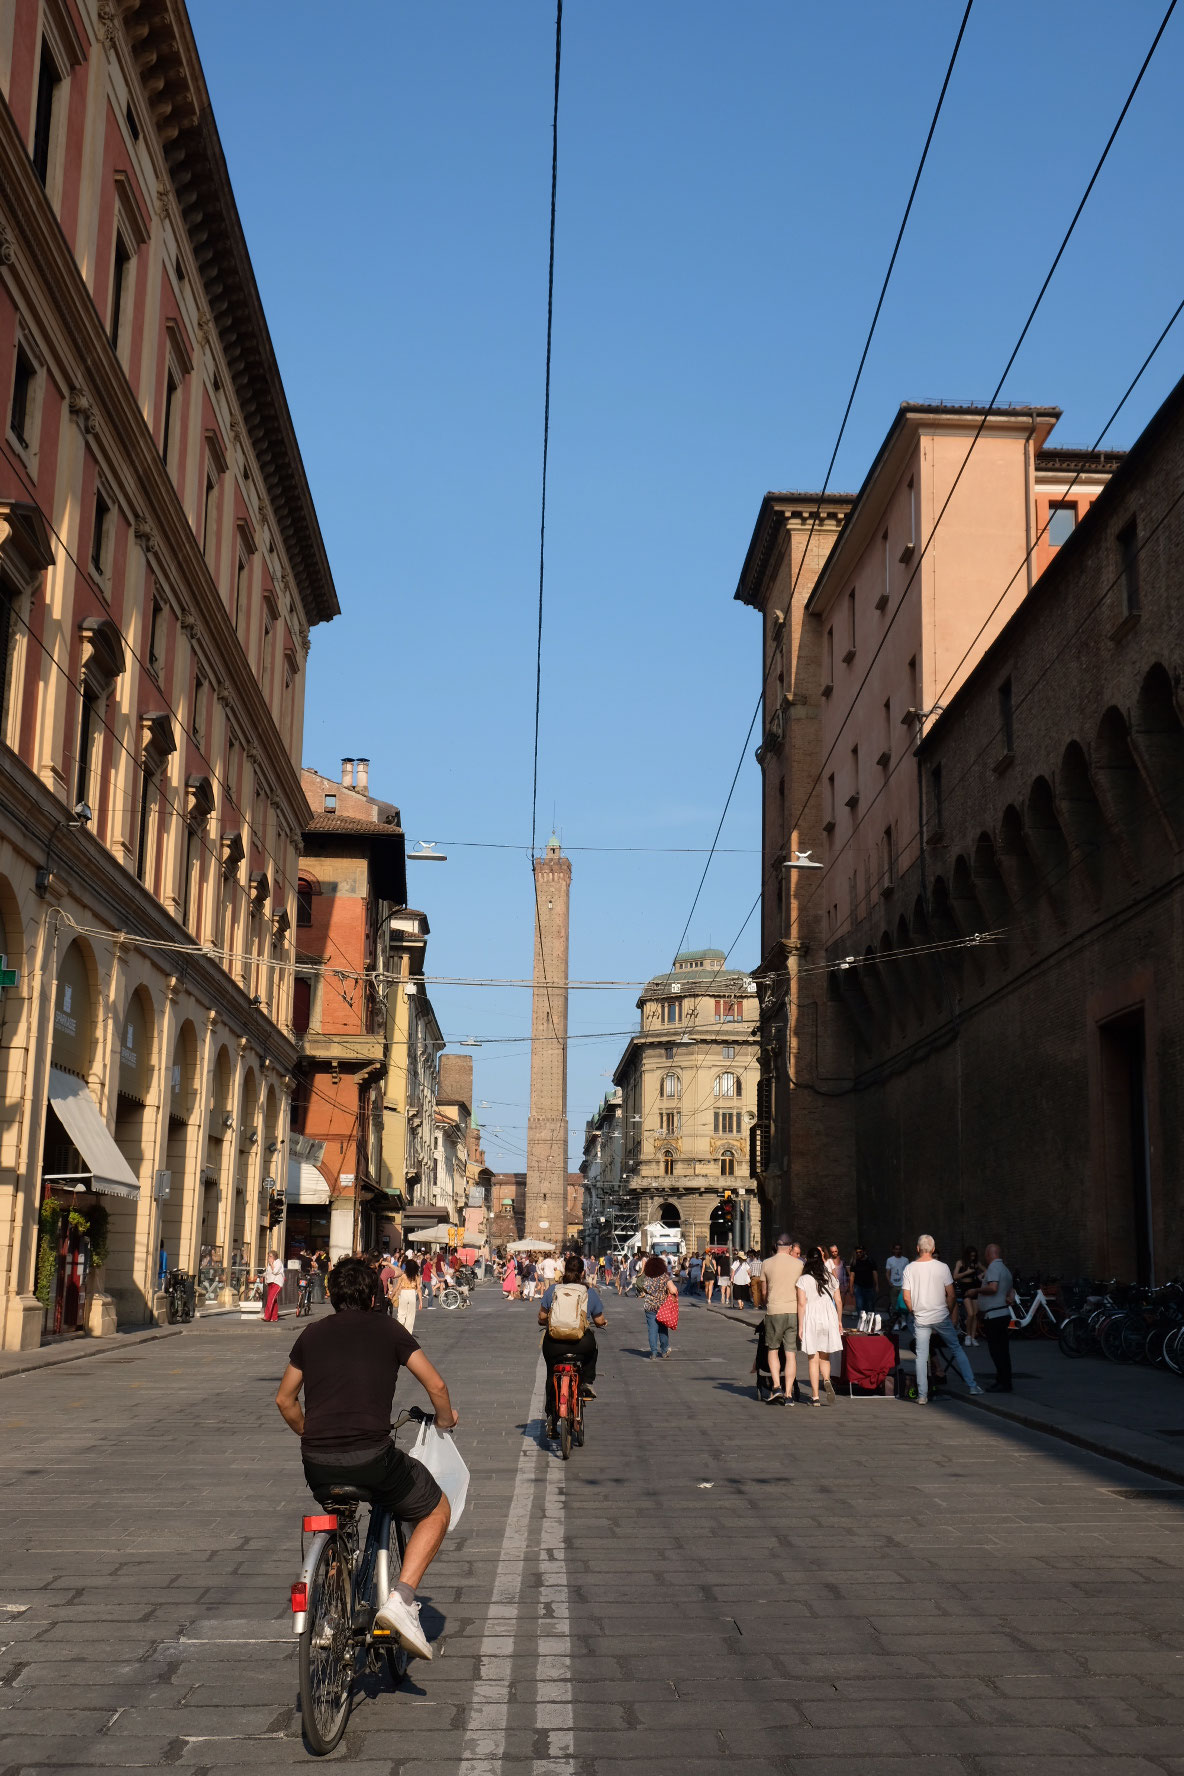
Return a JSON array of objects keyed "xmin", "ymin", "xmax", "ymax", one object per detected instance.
[
  {"xmin": 221, "ymin": 1112, "xmax": 235, "ymax": 1130},
  {"xmin": 35, "ymin": 803, "xmax": 93, "ymax": 897}
]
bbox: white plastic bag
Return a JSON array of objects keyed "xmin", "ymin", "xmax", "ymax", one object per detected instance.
[{"xmin": 410, "ymin": 1422, "xmax": 470, "ymax": 1528}]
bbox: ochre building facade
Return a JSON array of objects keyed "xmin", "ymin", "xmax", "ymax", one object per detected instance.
[{"xmin": 0, "ymin": 0, "xmax": 337, "ymax": 1345}]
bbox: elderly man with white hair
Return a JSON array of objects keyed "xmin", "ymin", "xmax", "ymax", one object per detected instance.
[{"xmin": 902, "ymin": 1236, "xmax": 984, "ymax": 1405}]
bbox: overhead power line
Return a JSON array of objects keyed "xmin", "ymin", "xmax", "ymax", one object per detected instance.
[{"xmin": 667, "ymin": 0, "xmax": 975, "ymax": 967}]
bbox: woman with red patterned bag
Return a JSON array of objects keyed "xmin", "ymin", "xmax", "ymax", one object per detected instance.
[{"xmin": 640, "ymin": 1255, "xmax": 677, "ymax": 1360}]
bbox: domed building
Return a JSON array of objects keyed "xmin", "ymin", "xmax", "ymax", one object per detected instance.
[{"xmin": 611, "ymin": 951, "xmax": 761, "ymax": 1253}]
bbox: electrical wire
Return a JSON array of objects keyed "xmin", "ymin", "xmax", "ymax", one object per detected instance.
[
  {"xmin": 775, "ymin": 0, "xmax": 1179, "ymax": 924},
  {"xmin": 667, "ymin": 0, "xmax": 975, "ymax": 967}
]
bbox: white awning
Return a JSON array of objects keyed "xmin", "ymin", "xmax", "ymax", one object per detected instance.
[
  {"xmin": 287, "ymin": 1159, "xmax": 330, "ymax": 1205},
  {"xmin": 46, "ymin": 1068, "xmax": 140, "ymax": 1200},
  {"xmin": 407, "ymin": 1223, "xmax": 455, "ymax": 1244}
]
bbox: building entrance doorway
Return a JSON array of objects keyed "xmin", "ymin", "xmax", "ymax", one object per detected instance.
[
  {"xmin": 708, "ymin": 1200, "xmax": 732, "ymax": 1247},
  {"xmin": 1098, "ymin": 1008, "xmax": 1154, "ymax": 1285},
  {"xmin": 658, "ymin": 1201, "xmax": 680, "ymax": 1227}
]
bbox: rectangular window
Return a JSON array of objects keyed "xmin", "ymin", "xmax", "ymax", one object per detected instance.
[
  {"xmin": 998, "ymin": 675, "xmax": 1014, "ymax": 754},
  {"xmin": 192, "ymin": 672, "xmax": 206, "ymax": 747},
  {"xmin": 930, "ymin": 761, "xmax": 943, "ymax": 834},
  {"xmin": 880, "ymin": 697, "xmax": 891, "ymax": 768},
  {"xmin": 296, "ymin": 881, "xmax": 313, "ymax": 927},
  {"xmin": 182, "ymin": 823, "xmax": 200, "ymax": 931},
  {"xmin": 135, "ymin": 765, "xmax": 153, "ymax": 884},
  {"xmin": 162, "ymin": 370, "xmax": 179, "ymax": 467},
  {"xmin": 91, "ymin": 490, "xmax": 110, "ymax": 576},
  {"xmin": 1118, "ymin": 519, "xmax": 1140, "ymax": 616},
  {"xmin": 226, "ymin": 734, "xmax": 239, "ymax": 808},
  {"xmin": 125, "ymin": 100, "xmax": 140, "ymax": 142},
  {"xmin": 110, "ymin": 235, "xmax": 130, "ymax": 351},
  {"xmin": 10, "ymin": 344, "xmax": 36, "ymax": 448},
  {"xmin": 148, "ymin": 599, "xmax": 163, "ymax": 675},
  {"xmin": 32, "ymin": 39, "xmax": 60, "ymax": 187},
  {"xmin": 908, "ymin": 475, "xmax": 917, "ymax": 549},
  {"xmin": 826, "ymin": 772, "xmax": 836, "ymax": 827},
  {"xmin": 882, "ymin": 825, "xmax": 894, "ymax": 892},
  {"xmin": 203, "ymin": 472, "xmax": 218, "ymax": 560},
  {"xmin": 844, "ymin": 588, "xmax": 856, "ymax": 660},
  {"xmin": 662, "ymin": 998, "xmax": 683, "ymax": 1024},
  {"xmin": 234, "ymin": 553, "xmax": 248, "ymax": 633},
  {"xmin": 323, "ymin": 792, "xmax": 336, "ymax": 812},
  {"xmin": 75, "ymin": 689, "xmax": 97, "ymax": 810},
  {"xmin": 1048, "ymin": 501, "xmax": 1077, "ymax": 547},
  {"xmin": 908, "ymin": 654, "xmax": 918, "ymax": 718},
  {"xmin": 824, "ymin": 625, "xmax": 834, "ymax": 690},
  {"xmin": 878, "ymin": 531, "xmax": 890, "ymax": 609},
  {"xmin": 847, "ymin": 745, "xmax": 859, "ymax": 810}
]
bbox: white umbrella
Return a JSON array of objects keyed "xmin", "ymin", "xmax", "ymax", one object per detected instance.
[
  {"xmin": 507, "ymin": 1239, "xmax": 556, "ymax": 1252},
  {"xmin": 408, "ymin": 1224, "xmax": 455, "ymax": 1244}
]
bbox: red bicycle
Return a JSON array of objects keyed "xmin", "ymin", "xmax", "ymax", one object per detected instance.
[{"xmin": 550, "ymin": 1355, "xmax": 584, "ymax": 1460}]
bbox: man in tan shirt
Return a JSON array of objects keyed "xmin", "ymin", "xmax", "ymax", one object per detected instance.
[{"xmin": 761, "ymin": 1234, "xmax": 804, "ymax": 1403}]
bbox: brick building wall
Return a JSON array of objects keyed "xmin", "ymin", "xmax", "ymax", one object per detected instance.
[{"xmin": 826, "ymin": 373, "xmax": 1184, "ymax": 1280}]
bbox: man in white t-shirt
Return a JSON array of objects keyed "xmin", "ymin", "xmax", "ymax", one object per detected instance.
[
  {"xmin": 901, "ymin": 1236, "xmax": 983, "ymax": 1405},
  {"xmin": 884, "ymin": 1245, "xmax": 908, "ymax": 1302},
  {"xmin": 541, "ymin": 1254, "xmax": 559, "ymax": 1287}
]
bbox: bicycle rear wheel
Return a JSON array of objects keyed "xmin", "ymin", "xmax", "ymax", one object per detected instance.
[
  {"xmin": 1058, "ymin": 1313, "xmax": 1089, "ymax": 1358},
  {"xmin": 1099, "ymin": 1315, "xmax": 1129, "ymax": 1364},
  {"xmin": 298, "ymin": 1539, "xmax": 354, "ymax": 1755},
  {"xmin": 559, "ymin": 1413, "xmax": 572, "ymax": 1460}
]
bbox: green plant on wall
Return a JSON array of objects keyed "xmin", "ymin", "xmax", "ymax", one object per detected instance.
[
  {"xmin": 86, "ymin": 1203, "xmax": 108, "ymax": 1268},
  {"xmin": 34, "ymin": 1197, "xmax": 61, "ymax": 1307}
]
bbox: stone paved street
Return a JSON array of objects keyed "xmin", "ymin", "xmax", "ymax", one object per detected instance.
[{"xmin": 2, "ymin": 1285, "xmax": 1184, "ymax": 1773}]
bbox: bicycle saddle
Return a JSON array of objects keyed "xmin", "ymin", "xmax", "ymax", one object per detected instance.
[{"xmin": 319, "ymin": 1484, "xmax": 373, "ymax": 1504}]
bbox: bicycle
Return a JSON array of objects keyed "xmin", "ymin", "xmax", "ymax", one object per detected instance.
[
  {"xmin": 296, "ymin": 1276, "xmax": 313, "ymax": 1319},
  {"xmin": 1007, "ymin": 1280, "xmax": 1062, "ymax": 1339},
  {"xmin": 548, "ymin": 1354, "xmax": 584, "ymax": 1461},
  {"xmin": 291, "ymin": 1407, "xmax": 430, "ymax": 1755},
  {"xmin": 164, "ymin": 1268, "xmax": 194, "ymax": 1323}
]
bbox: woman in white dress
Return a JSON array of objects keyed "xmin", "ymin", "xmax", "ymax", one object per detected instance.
[{"xmin": 797, "ymin": 1246, "xmax": 845, "ymax": 1405}]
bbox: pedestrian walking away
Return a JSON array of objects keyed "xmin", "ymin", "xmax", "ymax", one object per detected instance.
[
  {"xmin": 975, "ymin": 1242, "xmax": 1015, "ymax": 1391},
  {"xmin": 539, "ymin": 1253, "xmax": 608, "ymax": 1430},
  {"xmin": 262, "ymin": 1249, "xmax": 284, "ymax": 1322},
  {"xmin": 639, "ymin": 1255, "xmax": 677, "ymax": 1359},
  {"xmin": 851, "ymin": 1246, "xmax": 878, "ymax": 1319},
  {"xmin": 796, "ymin": 1246, "xmax": 844, "ymax": 1405},
  {"xmin": 761, "ymin": 1232, "xmax": 803, "ymax": 1403},
  {"xmin": 274, "ymin": 1255, "xmax": 459, "ymax": 1663},
  {"xmin": 902, "ymin": 1236, "xmax": 984, "ymax": 1404},
  {"xmin": 731, "ymin": 1252, "xmax": 752, "ymax": 1308},
  {"xmin": 701, "ymin": 1251, "xmax": 718, "ymax": 1304},
  {"xmin": 953, "ymin": 1246, "xmax": 984, "ymax": 1345},
  {"xmin": 748, "ymin": 1249, "xmax": 764, "ymax": 1310},
  {"xmin": 394, "ymin": 1258, "xmax": 421, "ymax": 1333}
]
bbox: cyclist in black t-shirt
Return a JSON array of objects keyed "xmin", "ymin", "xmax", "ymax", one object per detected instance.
[{"xmin": 275, "ymin": 1256, "xmax": 458, "ymax": 1661}]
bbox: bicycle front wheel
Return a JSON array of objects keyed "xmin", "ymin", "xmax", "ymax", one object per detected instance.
[
  {"xmin": 298, "ymin": 1539, "xmax": 354, "ymax": 1755},
  {"xmin": 383, "ymin": 1517, "xmax": 412, "ymax": 1686},
  {"xmin": 1058, "ymin": 1313, "xmax": 1088, "ymax": 1358}
]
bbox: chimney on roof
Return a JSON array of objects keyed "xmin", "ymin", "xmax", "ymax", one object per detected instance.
[
  {"xmin": 341, "ymin": 758, "xmax": 355, "ymax": 786},
  {"xmin": 356, "ymin": 758, "xmax": 369, "ymax": 794}
]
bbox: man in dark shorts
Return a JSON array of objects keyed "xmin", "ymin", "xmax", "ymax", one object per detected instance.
[{"xmin": 274, "ymin": 1255, "xmax": 458, "ymax": 1661}]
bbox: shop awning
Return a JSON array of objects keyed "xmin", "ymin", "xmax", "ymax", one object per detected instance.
[
  {"xmin": 46, "ymin": 1068, "xmax": 140, "ymax": 1200},
  {"xmin": 287, "ymin": 1159, "xmax": 331, "ymax": 1205}
]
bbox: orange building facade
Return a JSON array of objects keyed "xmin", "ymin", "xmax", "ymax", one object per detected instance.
[{"xmin": 0, "ymin": 1, "xmax": 338, "ymax": 1345}]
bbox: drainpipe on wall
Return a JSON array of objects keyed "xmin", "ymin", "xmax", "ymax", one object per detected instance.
[{"xmin": 1025, "ymin": 409, "xmax": 1038, "ymax": 595}]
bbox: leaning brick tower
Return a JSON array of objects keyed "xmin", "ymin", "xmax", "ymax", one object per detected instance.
[{"xmin": 526, "ymin": 835, "xmax": 571, "ymax": 1244}]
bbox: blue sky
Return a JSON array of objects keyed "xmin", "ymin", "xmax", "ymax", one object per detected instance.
[{"xmin": 192, "ymin": 0, "xmax": 1184, "ymax": 1172}]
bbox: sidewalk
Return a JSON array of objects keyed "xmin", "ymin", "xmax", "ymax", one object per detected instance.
[
  {"xmin": 0, "ymin": 1322, "xmax": 183, "ymax": 1382},
  {"xmin": 697, "ymin": 1294, "xmax": 1184, "ymax": 1485}
]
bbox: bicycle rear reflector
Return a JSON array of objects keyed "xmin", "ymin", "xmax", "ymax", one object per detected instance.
[
  {"xmin": 302, "ymin": 1514, "xmax": 337, "ymax": 1532},
  {"xmin": 290, "ymin": 1583, "xmax": 308, "ymax": 1612}
]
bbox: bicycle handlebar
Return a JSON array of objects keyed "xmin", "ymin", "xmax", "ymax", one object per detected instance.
[{"xmin": 390, "ymin": 1406, "xmax": 433, "ymax": 1431}]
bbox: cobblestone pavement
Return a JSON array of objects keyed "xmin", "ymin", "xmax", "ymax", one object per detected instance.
[{"xmin": 1, "ymin": 1288, "xmax": 1183, "ymax": 1773}]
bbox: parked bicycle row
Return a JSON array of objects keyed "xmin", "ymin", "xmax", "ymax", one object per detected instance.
[{"xmin": 1057, "ymin": 1277, "xmax": 1184, "ymax": 1371}]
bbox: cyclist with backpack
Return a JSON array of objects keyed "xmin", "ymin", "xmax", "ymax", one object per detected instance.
[{"xmin": 538, "ymin": 1253, "xmax": 608, "ymax": 1428}]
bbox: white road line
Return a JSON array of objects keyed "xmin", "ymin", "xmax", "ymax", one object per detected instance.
[
  {"xmin": 534, "ymin": 1454, "xmax": 574, "ymax": 1775},
  {"xmin": 457, "ymin": 1355, "xmax": 547, "ymax": 1776}
]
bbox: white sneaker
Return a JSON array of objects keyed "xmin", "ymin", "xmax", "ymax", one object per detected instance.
[{"xmin": 375, "ymin": 1591, "xmax": 432, "ymax": 1660}]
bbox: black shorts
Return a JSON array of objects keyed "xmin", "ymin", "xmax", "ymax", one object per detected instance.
[{"xmin": 302, "ymin": 1441, "xmax": 443, "ymax": 1523}]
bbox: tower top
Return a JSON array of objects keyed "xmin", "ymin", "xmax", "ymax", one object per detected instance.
[{"xmin": 545, "ymin": 833, "xmax": 561, "ymax": 857}]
